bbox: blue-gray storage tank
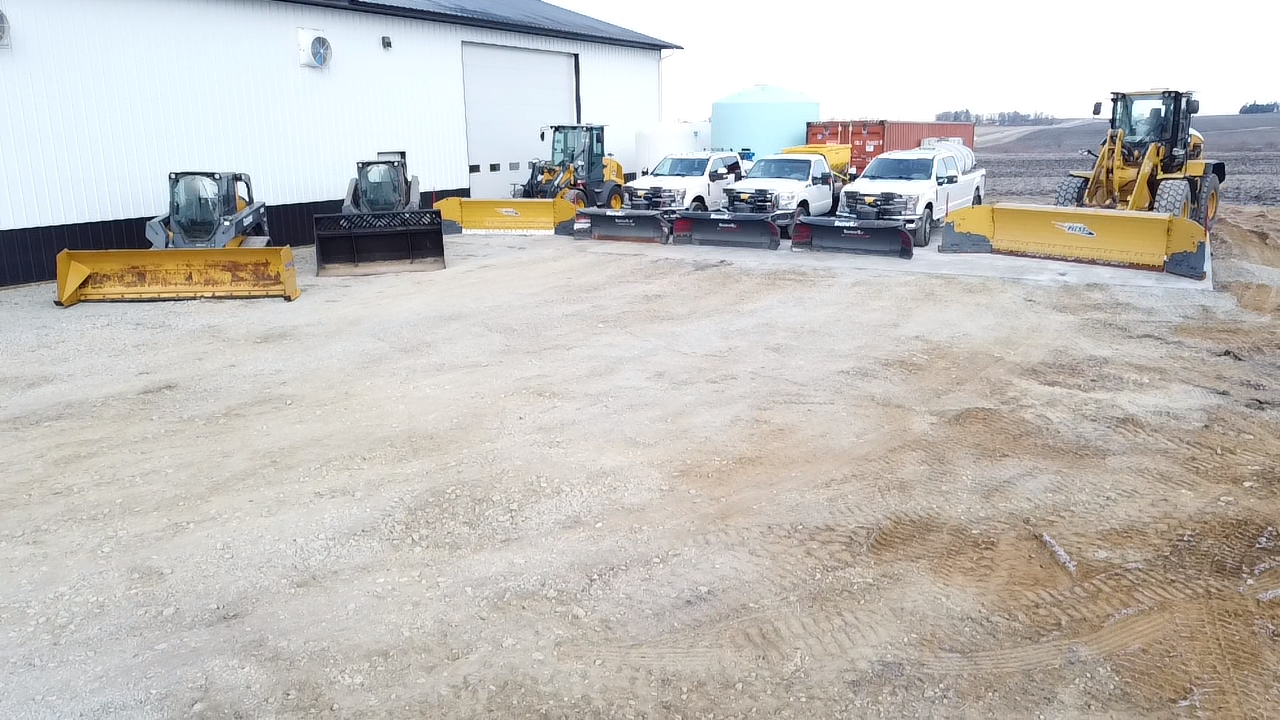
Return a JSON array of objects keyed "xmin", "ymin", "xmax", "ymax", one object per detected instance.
[{"xmin": 711, "ymin": 85, "xmax": 820, "ymax": 159}]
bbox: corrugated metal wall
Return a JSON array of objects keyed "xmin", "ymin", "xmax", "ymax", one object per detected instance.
[{"xmin": 0, "ymin": 0, "xmax": 660, "ymax": 231}]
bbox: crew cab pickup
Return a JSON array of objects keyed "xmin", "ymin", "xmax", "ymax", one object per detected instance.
[
  {"xmin": 838, "ymin": 145, "xmax": 985, "ymax": 246},
  {"xmin": 721, "ymin": 153, "xmax": 838, "ymax": 238},
  {"xmin": 624, "ymin": 151, "xmax": 745, "ymax": 213}
]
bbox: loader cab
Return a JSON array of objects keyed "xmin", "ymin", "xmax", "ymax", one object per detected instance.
[
  {"xmin": 354, "ymin": 160, "xmax": 409, "ymax": 212},
  {"xmin": 544, "ymin": 124, "xmax": 607, "ymax": 184},
  {"xmin": 169, "ymin": 172, "xmax": 251, "ymax": 244},
  {"xmin": 1108, "ymin": 90, "xmax": 1198, "ymax": 165}
]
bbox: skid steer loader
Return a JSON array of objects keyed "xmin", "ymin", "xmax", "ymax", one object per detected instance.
[
  {"xmin": 56, "ymin": 172, "xmax": 300, "ymax": 307},
  {"xmin": 940, "ymin": 90, "xmax": 1224, "ymax": 280},
  {"xmin": 312, "ymin": 158, "xmax": 446, "ymax": 276},
  {"xmin": 435, "ymin": 124, "xmax": 627, "ymax": 235}
]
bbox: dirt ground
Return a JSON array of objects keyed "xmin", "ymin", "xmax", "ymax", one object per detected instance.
[{"xmin": 2, "ymin": 205, "xmax": 1279, "ymax": 718}]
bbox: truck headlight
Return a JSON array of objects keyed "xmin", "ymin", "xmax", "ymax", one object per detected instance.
[
  {"xmin": 776, "ymin": 192, "xmax": 797, "ymax": 209},
  {"xmin": 664, "ymin": 189, "xmax": 687, "ymax": 204},
  {"xmin": 899, "ymin": 195, "xmax": 921, "ymax": 212},
  {"xmin": 838, "ymin": 193, "xmax": 851, "ymax": 213}
]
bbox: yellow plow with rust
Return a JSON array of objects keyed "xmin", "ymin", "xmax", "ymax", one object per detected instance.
[{"xmin": 56, "ymin": 246, "xmax": 301, "ymax": 308}]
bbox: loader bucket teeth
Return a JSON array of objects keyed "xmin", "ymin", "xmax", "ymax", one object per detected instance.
[
  {"xmin": 55, "ymin": 247, "xmax": 301, "ymax": 308},
  {"xmin": 938, "ymin": 203, "xmax": 1210, "ymax": 279},
  {"xmin": 799, "ymin": 217, "xmax": 914, "ymax": 259},
  {"xmin": 576, "ymin": 208, "xmax": 668, "ymax": 243},
  {"xmin": 312, "ymin": 209, "xmax": 446, "ymax": 276},
  {"xmin": 670, "ymin": 211, "xmax": 780, "ymax": 250},
  {"xmin": 432, "ymin": 197, "xmax": 578, "ymax": 235}
]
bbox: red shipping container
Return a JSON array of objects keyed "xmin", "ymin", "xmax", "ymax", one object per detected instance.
[{"xmin": 806, "ymin": 121, "xmax": 976, "ymax": 174}]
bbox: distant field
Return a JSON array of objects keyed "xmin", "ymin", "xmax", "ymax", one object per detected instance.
[{"xmin": 976, "ymin": 114, "xmax": 1280, "ymax": 153}]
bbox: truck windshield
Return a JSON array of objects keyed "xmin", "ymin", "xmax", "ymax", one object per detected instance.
[
  {"xmin": 861, "ymin": 157, "xmax": 933, "ymax": 181},
  {"xmin": 745, "ymin": 158, "xmax": 811, "ymax": 181},
  {"xmin": 651, "ymin": 157, "xmax": 708, "ymax": 176}
]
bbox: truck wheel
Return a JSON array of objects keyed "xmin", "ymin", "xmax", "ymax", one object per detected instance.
[
  {"xmin": 1152, "ymin": 179, "xmax": 1193, "ymax": 218},
  {"xmin": 689, "ymin": 200, "xmax": 707, "ymax": 212},
  {"xmin": 914, "ymin": 208, "xmax": 933, "ymax": 247},
  {"xmin": 1192, "ymin": 174, "xmax": 1220, "ymax": 231},
  {"xmin": 1055, "ymin": 177, "xmax": 1089, "ymax": 207}
]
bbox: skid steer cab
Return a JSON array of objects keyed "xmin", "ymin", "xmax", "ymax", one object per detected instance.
[
  {"xmin": 940, "ymin": 89, "xmax": 1225, "ymax": 281},
  {"xmin": 147, "ymin": 172, "xmax": 270, "ymax": 249},
  {"xmin": 516, "ymin": 124, "xmax": 626, "ymax": 210}
]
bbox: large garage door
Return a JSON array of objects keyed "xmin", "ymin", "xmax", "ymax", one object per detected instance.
[{"xmin": 462, "ymin": 44, "xmax": 577, "ymax": 199}]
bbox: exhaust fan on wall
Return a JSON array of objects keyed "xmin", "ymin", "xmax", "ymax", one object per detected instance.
[
  {"xmin": 298, "ymin": 28, "xmax": 332, "ymax": 68},
  {"xmin": 0, "ymin": 11, "xmax": 12, "ymax": 49}
]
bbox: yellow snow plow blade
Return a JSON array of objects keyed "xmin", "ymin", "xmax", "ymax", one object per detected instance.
[
  {"xmin": 938, "ymin": 203, "xmax": 1209, "ymax": 280},
  {"xmin": 433, "ymin": 197, "xmax": 578, "ymax": 234},
  {"xmin": 55, "ymin": 247, "xmax": 301, "ymax": 308}
]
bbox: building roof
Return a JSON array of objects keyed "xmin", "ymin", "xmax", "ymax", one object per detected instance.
[{"xmin": 282, "ymin": 0, "xmax": 681, "ymax": 51}]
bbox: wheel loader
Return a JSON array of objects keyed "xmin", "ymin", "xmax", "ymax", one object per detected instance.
[
  {"xmin": 940, "ymin": 90, "xmax": 1224, "ymax": 280},
  {"xmin": 434, "ymin": 124, "xmax": 627, "ymax": 234},
  {"xmin": 311, "ymin": 157, "xmax": 446, "ymax": 276},
  {"xmin": 55, "ymin": 172, "xmax": 300, "ymax": 307}
]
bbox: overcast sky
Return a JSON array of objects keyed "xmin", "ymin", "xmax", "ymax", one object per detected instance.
[{"xmin": 546, "ymin": 0, "xmax": 1274, "ymax": 123}]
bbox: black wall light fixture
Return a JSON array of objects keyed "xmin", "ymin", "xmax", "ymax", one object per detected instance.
[{"xmin": 382, "ymin": 36, "xmax": 392, "ymax": 49}]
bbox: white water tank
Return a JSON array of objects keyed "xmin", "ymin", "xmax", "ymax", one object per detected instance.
[
  {"xmin": 634, "ymin": 122, "xmax": 712, "ymax": 174},
  {"xmin": 921, "ymin": 138, "xmax": 975, "ymax": 174}
]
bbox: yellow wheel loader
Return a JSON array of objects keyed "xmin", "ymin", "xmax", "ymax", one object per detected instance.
[
  {"xmin": 940, "ymin": 90, "xmax": 1224, "ymax": 280},
  {"xmin": 311, "ymin": 157, "xmax": 447, "ymax": 276},
  {"xmin": 56, "ymin": 172, "xmax": 300, "ymax": 307},
  {"xmin": 434, "ymin": 124, "xmax": 626, "ymax": 234}
]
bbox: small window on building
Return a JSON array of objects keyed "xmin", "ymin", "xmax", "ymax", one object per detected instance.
[
  {"xmin": 469, "ymin": 164, "xmax": 481, "ymax": 174},
  {"xmin": 489, "ymin": 163, "xmax": 501, "ymax": 173},
  {"xmin": 509, "ymin": 162, "xmax": 520, "ymax": 171}
]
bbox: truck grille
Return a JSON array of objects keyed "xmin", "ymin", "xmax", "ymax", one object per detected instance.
[
  {"xmin": 725, "ymin": 189, "xmax": 776, "ymax": 213},
  {"xmin": 625, "ymin": 186, "xmax": 680, "ymax": 210},
  {"xmin": 845, "ymin": 192, "xmax": 909, "ymax": 220}
]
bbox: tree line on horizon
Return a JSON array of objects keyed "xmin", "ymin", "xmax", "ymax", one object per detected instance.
[
  {"xmin": 934, "ymin": 110, "xmax": 1059, "ymax": 126},
  {"xmin": 1239, "ymin": 102, "xmax": 1279, "ymax": 114}
]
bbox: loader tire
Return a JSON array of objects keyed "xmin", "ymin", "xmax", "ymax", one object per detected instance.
[
  {"xmin": 1055, "ymin": 176, "xmax": 1088, "ymax": 207},
  {"xmin": 1193, "ymin": 174, "xmax": 1220, "ymax": 231},
  {"xmin": 1152, "ymin": 179, "xmax": 1193, "ymax": 218},
  {"xmin": 604, "ymin": 185, "xmax": 625, "ymax": 210},
  {"xmin": 914, "ymin": 208, "xmax": 933, "ymax": 247}
]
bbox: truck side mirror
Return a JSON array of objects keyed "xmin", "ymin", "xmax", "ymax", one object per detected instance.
[
  {"xmin": 1187, "ymin": 99, "xmax": 1200, "ymax": 115},
  {"xmin": 540, "ymin": 131, "xmax": 546, "ymax": 142},
  {"xmin": 937, "ymin": 176, "xmax": 947, "ymax": 186},
  {"xmin": 641, "ymin": 167, "xmax": 650, "ymax": 176},
  {"xmin": 1092, "ymin": 102, "xmax": 1103, "ymax": 116}
]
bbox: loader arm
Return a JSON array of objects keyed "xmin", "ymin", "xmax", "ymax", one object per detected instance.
[{"xmin": 1126, "ymin": 142, "xmax": 1164, "ymax": 212}]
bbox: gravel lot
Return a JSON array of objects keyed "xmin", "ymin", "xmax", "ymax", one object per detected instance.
[{"xmin": 2, "ymin": 209, "xmax": 1278, "ymax": 717}]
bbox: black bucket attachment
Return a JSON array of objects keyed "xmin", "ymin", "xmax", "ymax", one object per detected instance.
[
  {"xmin": 576, "ymin": 208, "xmax": 669, "ymax": 243},
  {"xmin": 670, "ymin": 211, "xmax": 780, "ymax": 250},
  {"xmin": 793, "ymin": 217, "xmax": 914, "ymax": 259},
  {"xmin": 312, "ymin": 209, "xmax": 446, "ymax": 276}
]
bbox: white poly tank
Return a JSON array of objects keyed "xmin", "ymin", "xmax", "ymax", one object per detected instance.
[
  {"xmin": 921, "ymin": 138, "xmax": 976, "ymax": 174},
  {"xmin": 634, "ymin": 122, "xmax": 712, "ymax": 174}
]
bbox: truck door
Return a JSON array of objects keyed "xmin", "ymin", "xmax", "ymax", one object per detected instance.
[
  {"xmin": 811, "ymin": 157, "xmax": 832, "ymax": 213},
  {"xmin": 707, "ymin": 156, "xmax": 731, "ymax": 208}
]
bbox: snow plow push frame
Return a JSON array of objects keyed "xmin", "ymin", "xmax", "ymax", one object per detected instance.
[
  {"xmin": 670, "ymin": 210, "xmax": 781, "ymax": 251},
  {"xmin": 792, "ymin": 217, "xmax": 915, "ymax": 259},
  {"xmin": 575, "ymin": 208, "xmax": 670, "ymax": 244}
]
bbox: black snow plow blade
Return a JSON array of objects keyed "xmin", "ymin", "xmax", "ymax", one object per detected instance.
[
  {"xmin": 793, "ymin": 217, "xmax": 914, "ymax": 259},
  {"xmin": 576, "ymin": 208, "xmax": 668, "ymax": 243},
  {"xmin": 671, "ymin": 211, "xmax": 780, "ymax": 250},
  {"xmin": 312, "ymin": 209, "xmax": 446, "ymax": 276}
]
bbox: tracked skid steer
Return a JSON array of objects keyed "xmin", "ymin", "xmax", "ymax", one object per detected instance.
[
  {"xmin": 436, "ymin": 124, "xmax": 626, "ymax": 235},
  {"xmin": 940, "ymin": 90, "xmax": 1224, "ymax": 280},
  {"xmin": 55, "ymin": 172, "xmax": 300, "ymax": 307},
  {"xmin": 312, "ymin": 158, "xmax": 446, "ymax": 276}
]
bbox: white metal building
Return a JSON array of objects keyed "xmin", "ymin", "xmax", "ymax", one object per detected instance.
[{"xmin": 0, "ymin": 0, "xmax": 678, "ymax": 286}]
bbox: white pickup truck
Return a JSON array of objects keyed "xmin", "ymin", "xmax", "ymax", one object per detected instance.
[
  {"xmin": 623, "ymin": 151, "xmax": 745, "ymax": 213},
  {"xmin": 837, "ymin": 143, "xmax": 985, "ymax": 246},
  {"xmin": 720, "ymin": 153, "xmax": 839, "ymax": 239}
]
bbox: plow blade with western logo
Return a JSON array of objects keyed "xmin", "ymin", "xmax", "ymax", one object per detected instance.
[
  {"xmin": 670, "ymin": 211, "xmax": 780, "ymax": 250},
  {"xmin": 939, "ymin": 204, "xmax": 1209, "ymax": 280},
  {"xmin": 576, "ymin": 208, "xmax": 668, "ymax": 243},
  {"xmin": 792, "ymin": 217, "xmax": 914, "ymax": 259},
  {"xmin": 312, "ymin": 209, "xmax": 446, "ymax": 276},
  {"xmin": 55, "ymin": 247, "xmax": 301, "ymax": 308},
  {"xmin": 433, "ymin": 197, "xmax": 578, "ymax": 235}
]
